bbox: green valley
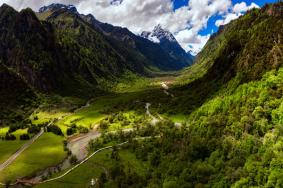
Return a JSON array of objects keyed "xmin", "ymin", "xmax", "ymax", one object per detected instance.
[{"xmin": 0, "ymin": 1, "xmax": 283, "ymax": 188}]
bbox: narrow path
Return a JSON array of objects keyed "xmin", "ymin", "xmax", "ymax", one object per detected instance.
[
  {"xmin": 145, "ymin": 103, "xmax": 159, "ymax": 125},
  {"xmin": 144, "ymin": 82, "xmax": 175, "ymax": 125},
  {"xmin": 38, "ymin": 141, "xmax": 128, "ymax": 184},
  {"xmin": 161, "ymin": 82, "xmax": 174, "ymax": 97},
  {"xmin": 160, "ymin": 82, "xmax": 183, "ymax": 126},
  {"xmin": 0, "ymin": 120, "xmax": 54, "ymax": 171}
]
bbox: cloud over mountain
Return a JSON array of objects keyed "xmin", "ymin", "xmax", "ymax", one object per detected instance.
[{"xmin": 0, "ymin": 0, "xmax": 260, "ymax": 54}]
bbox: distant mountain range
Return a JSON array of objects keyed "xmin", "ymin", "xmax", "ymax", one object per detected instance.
[
  {"xmin": 0, "ymin": 3, "xmax": 193, "ymax": 122},
  {"xmin": 39, "ymin": 3, "xmax": 194, "ymax": 71}
]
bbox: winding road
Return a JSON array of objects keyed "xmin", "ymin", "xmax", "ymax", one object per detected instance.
[
  {"xmin": 145, "ymin": 103, "xmax": 159, "ymax": 125},
  {"xmin": 161, "ymin": 82, "xmax": 174, "ymax": 97}
]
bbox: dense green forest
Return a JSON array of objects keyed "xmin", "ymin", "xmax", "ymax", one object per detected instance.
[{"xmin": 91, "ymin": 66, "xmax": 283, "ymax": 187}]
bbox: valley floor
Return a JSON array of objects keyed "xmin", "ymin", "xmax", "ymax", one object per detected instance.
[
  {"xmin": 0, "ymin": 74, "xmax": 181, "ymax": 187},
  {"xmin": 1, "ymin": 65, "xmax": 282, "ymax": 188}
]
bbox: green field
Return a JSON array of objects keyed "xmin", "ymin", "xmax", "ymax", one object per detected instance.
[
  {"xmin": 0, "ymin": 128, "xmax": 29, "ymax": 164},
  {"xmin": 31, "ymin": 111, "xmax": 70, "ymax": 125},
  {"xmin": 36, "ymin": 149, "xmax": 148, "ymax": 188},
  {"xmin": 0, "ymin": 127, "xmax": 28, "ymax": 139},
  {"xmin": 30, "ymin": 96, "xmax": 86, "ymax": 125},
  {"xmin": 0, "ymin": 75, "xmax": 176, "ymax": 186},
  {"xmin": 56, "ymin": 93, "xmax": 144, "ymax": 134},
  {"xmin": 0, "ymin": 133, "xmax": 67, "ymax": 182}
]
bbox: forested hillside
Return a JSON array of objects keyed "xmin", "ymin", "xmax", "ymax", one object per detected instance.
[
  {"xmin": 0, "ymin": 3, "xmax": 192, "ymax": 124},
  {"xmin": 81, "ymin": 3, "xmax": 283, "ymax": 187}
]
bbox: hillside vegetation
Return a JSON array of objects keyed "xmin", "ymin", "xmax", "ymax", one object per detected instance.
[
  {"xmin": 0, "ymin": 3, "xmax": 191, "ymax": 124},
  {"xmin": 53, "ymin": 4, "xmax": 283, "ymax": 188},
  {"xmin": 0, "ymin": 2, "xmax": 283, "ymax": 188}
]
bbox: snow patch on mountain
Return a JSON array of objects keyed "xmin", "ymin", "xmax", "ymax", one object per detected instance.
[{"xmin": 152, "ymin": 24, "xmax": 177, "ymax": 43}]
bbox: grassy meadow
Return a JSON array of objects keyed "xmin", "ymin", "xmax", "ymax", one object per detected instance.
[
  {"xmin": 0, "ymin": 133, "xmax": 66, "ymax": 182},
  {"xmin": 0, "ymin": 128, "xmax": 29, "ymax": 164}
]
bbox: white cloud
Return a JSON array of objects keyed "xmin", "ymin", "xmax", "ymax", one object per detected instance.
[
  {"xmin": 175, "ymin": 29, "xmax": 210, "ymax": 56},
  {"xmin": 215, "ymin": 13, "xmax": 240, "ymax": 26},
  {"xmin": 0, "ymin": 0, "xmax": 259, "ymax": 55},
  {"xmin": 233, "ymin": 2, "xmax": 259, "ymax": 13},
  {"xmin": 215, "ymin": 2, "xmax": 259, "ymax": 27},
  {"xmin": 77, "ymin": 0, "xmax": 174, "ymax": 33}
]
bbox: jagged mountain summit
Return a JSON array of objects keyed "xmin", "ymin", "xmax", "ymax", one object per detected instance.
[
  {"xmin": 141, "ymin": 24, "xmax": 177, "ymax": 43},
  {"xmin": 141, "ymin": 25, "xmax": 194, "ymax": 66}
]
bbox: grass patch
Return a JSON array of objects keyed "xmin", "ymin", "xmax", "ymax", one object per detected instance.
[
  {"xmin": 57, "ymin": 93, "xmax": 143, "ymax": 134},
  {"xmin": 0, "ymin": 140, "xmax": 26, "ymax": 165},
  {"xmin": 0, "ymin": 127, "xmax": 29, "ymax": 164},
  {"xmin": 30, "ymin": 96, "xmax": 86, "ymax": 125},
  {"xmin": 0, "ymin": 133, "xmax": 67, "ymax": 182},
  {"xmin": 31, "ymin": 111, "xmax": 70, "ymax": 125},
  {"xmin": 166, "ymin": 114, "xmax": 188, "ymax": 123},
  {"xmin": 105, "ymin": 111, "xmax": 143, "ymax": 132},
  {"xmin": 106, "ymin": 71, "xmax": 177, "ymax": 93}
]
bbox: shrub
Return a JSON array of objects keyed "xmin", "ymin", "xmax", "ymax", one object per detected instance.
[
  {"xmin": 28, "ymin": 125, "xmax": 41, "ymax": 134},
  {"xmin": 100, "ymin": 120, "xmax": 109, "ymax": 130},
  {"xmin": 122, "ymin": 120, "xmax": 130, "ymax": 126},
  {"xmin": 8, "ymin": 124, "xmax": 21, "ymax": 133},
  {"xmin": 47, "ymin": 125, "xmax": 63, "ymax": 136},
  {"xmin": 78, "ymin": 126, "xmax": 88, "ymax": 134},
  {"xmin": 20, "ymin": 134, "xmax": 30, "ymax": 140},
  {"xmin": 66, "ymin": 128, "xmax": 77, "ymax": 136},
  {"xmin": 5, "ymin": 133, "xmax": 16, "ymax": 141}
]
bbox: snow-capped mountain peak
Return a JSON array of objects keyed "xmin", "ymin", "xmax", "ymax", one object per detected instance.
[
  {"xmin": 141, "ymin": 24, "xmax": 177, "ymax": 44},
  {"xmin": 152, "ymin": 24, "xmax": 177, "ymax": 42},
  {"xmin": 141, "ymin": 24, "xmax": 194, "ymax": 65}
]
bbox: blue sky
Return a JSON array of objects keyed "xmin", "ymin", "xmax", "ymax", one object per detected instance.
[{"xmin": 174, "ymin": 0, "xmax": 277, "ymax": 36}]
